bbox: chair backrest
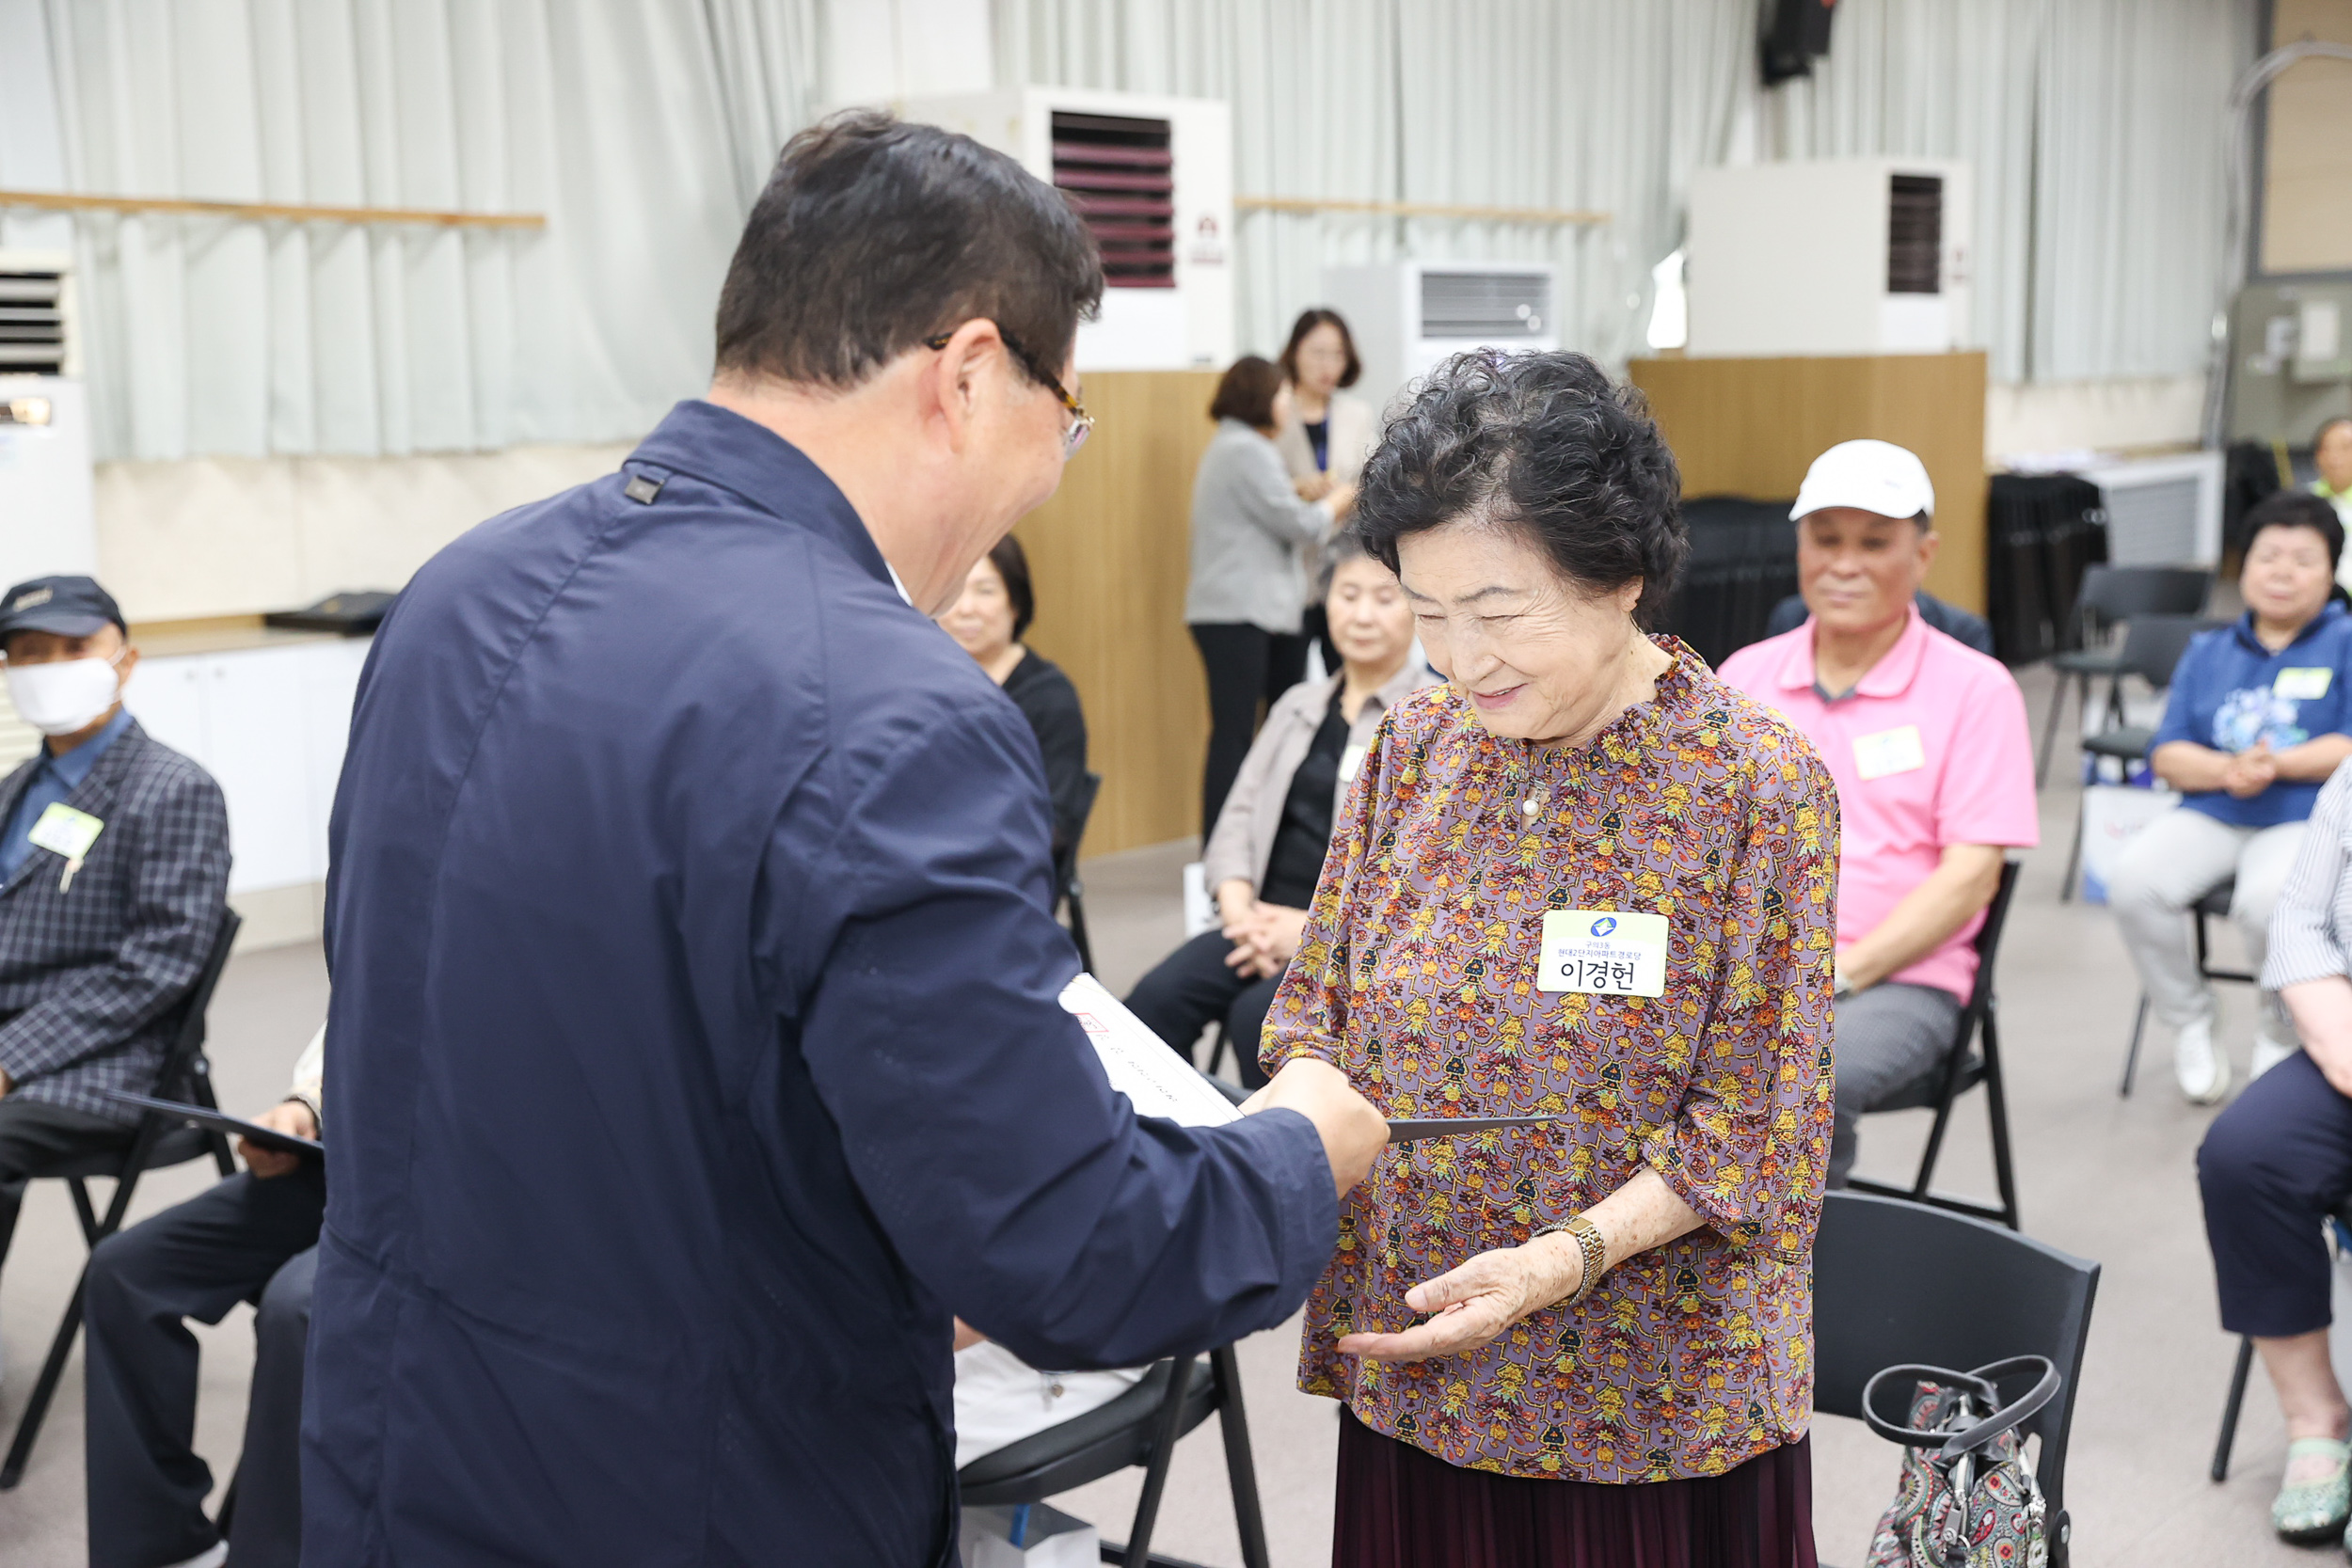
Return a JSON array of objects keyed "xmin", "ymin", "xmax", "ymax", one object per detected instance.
[
  {"xmin": 2075, "ymin": 563, "xmax": 2211, "ymax": 625},
  {"xmin": 1814, "ymin": 1192, "xmax": 2100, "ymax": 1515},
  {"xmin": 151, "ymin": 909, "xmax": 241, "ymax": 1099},
  {"xmin": 2115, "ymin": 612, "xmax": 2210, "ymax": 688},
  {"xmin": 1959, "ymin": 860, "xmax": 2023, "ymax": 1021}
]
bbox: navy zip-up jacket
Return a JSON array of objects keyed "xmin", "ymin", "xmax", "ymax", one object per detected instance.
[{"xmin": 303, "ymin": 400, "xmax": 1338, "ymax": 1566}]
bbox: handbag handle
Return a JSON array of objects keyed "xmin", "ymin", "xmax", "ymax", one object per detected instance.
[{"xmin": 1862, "ymin": 1355, "xmax": 2061, "ymax": 1460}]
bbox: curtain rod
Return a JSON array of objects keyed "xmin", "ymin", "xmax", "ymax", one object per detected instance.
[
  {"xmin": 0, "ymin": 190, "xmax": 545, "ymax": 230},
  {"xmin": 1235, "ymin": 195, "xmax": 1609, "ymax": 226}
]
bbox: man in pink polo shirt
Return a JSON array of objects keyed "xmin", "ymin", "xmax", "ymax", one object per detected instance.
[{"xmin": 1720, "ymin": 440, "xmax": 2040, "ymax": 1186}]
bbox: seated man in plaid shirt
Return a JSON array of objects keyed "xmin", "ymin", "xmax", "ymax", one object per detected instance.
[{"xmin": 0, "ymin": 576, "xmax": 230, "ymax": 1307}]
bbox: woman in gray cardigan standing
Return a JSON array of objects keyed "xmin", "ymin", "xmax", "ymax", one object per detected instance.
[{"xmin": 1188, "ymin": 355, "xmax": 1357, "ymax": 838}]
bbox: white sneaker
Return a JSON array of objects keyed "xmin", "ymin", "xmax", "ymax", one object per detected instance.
[
  {"xmin": 2176, "ymin": 1017, "xmax": 2233, "ymax": 1104},
  {"xmin": 165, "ymin": 1544, "xmax": 227, "ymax": 1568},
  {"xmin": 2252, "ymin": 1029, "xmax": 2302, "ymax": 1081}
]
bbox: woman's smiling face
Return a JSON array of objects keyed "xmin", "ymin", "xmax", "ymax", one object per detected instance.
[{"xmin": 1396, "ymin": 519, "xmax": 1645, "ymax": 745}]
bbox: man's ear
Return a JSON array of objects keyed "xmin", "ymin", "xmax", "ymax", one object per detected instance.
[
  {"xmin": 1915, "ymin": 526, "xmax": 1942, "ymax": 575},
  {"xmin": 923, "ymin": 319, "xmax": 1007, "ymax": 456}
]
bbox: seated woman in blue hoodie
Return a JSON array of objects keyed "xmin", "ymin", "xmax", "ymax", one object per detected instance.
[{"xmin": 2111, "ymin": 492, "xmax": 2352, "ymax": 1104}]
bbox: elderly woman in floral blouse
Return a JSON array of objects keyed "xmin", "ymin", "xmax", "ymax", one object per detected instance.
[{"xmin": 1254, "ymin": 351, "xmax": 1836, "ymax": 1568}]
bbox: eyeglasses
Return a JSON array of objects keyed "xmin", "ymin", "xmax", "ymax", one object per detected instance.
[{"xmin": 924, "ymin": 327, "xmax": 1094, "ymax": 459}]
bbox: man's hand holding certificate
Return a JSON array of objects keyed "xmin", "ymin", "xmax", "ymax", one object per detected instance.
[{"xmin": 1058, "ymin": 974, "xmax": 1388, "ymax": 1196}]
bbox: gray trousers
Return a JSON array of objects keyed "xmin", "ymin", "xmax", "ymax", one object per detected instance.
[
  {"xmin": 2107, "ymin": 806, "xmax": 2304, "ymax": 1037},
  {"xmin": 1831, "ymin": 981, "xmax": 1964, "ymax": 1188}
]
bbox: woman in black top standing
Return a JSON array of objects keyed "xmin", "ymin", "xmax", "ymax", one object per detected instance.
[{"xmin": 937, "ymin": 535, "xmax": 1091, "ymax": 853}]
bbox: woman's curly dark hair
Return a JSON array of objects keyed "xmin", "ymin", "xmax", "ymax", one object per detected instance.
[{"xmin": 1351, "ymin": 350, "xmax": 1687, "ymax": 626}]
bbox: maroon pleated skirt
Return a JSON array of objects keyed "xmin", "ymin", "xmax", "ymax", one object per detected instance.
[{"xmin": 1331, "ymin": 1407, "xmax": 1817, "ymax": 1568}]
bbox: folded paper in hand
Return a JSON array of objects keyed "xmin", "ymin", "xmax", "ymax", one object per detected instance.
[{"xmin": 1058, "ymin": 973, "xmax": 1241, "ymax": 1128}]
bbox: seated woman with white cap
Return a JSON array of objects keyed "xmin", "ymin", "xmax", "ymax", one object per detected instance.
[{"xmin": 1719, "ymin": 440, "xmax": 2040, "ymax": 1186}]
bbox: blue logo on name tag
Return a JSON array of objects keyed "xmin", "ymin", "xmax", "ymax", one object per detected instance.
[{"xmin": 1589, "ymin": 916, "xmax": 1616, "ymax": 938}]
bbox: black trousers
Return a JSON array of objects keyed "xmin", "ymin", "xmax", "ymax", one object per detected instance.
[
  {"xmin": 1126, "ymin": 929, "xmax": 1286, "ymax": 1090},
  {"xmin": 0, "ymin": 1097, "xmax": 136, "ymax": 1267},
  {"xmin": 83, "ymin": 1169, "xmax": 326, "ymax": 1568},
  {"xmin": 2199, "ymin": 1048, "xmax": 2352, "ymax": 1339},
  {"xmin": 1191, "ymin": 622, "xmax": 1311, "ymax": 842}
]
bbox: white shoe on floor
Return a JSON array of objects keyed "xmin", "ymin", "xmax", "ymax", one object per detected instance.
[
  {"xmin": 2252, "ymin": 1029, "xmax": 2302, "ymax": 1081},
  {"xmin": 165, "ymin": 1544, "xmax": 227, "ymax": 1568},
  {"xmin": 2176, "ymin": 1018, "xmax": 2233, "ymax": 1104}
]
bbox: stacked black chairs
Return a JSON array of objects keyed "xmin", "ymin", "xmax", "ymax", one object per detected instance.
[
  {"xmin": 1, "ymin": 908, "xmax": 243, "ymax": 1488},
  {"xmin": 1660, "ymin": 496, "xmax": 1800, "ymax": 670},
  {"xmin": 2035, "ymin": 565, "xmax": 2211, "ymax": 787},
  {"xmin": 1987, "ymin": 473, "xmax": 2109, "ymax": 669},
  {"xmin": 1849, "ymin": 861, "xmax": 2025, "ymax": 1231}
]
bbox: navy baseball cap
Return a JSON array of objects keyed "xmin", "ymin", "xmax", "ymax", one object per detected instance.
[{"xmin": 0, "ymin": 576, "xmax": 129, "ymax": 642}]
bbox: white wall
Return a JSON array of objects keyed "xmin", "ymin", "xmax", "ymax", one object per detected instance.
[
  {"xmin": 93, "ymin": 443, "xmax": 630, "ymax": 623},
  {"xmin": 1984, "ymin": 374, "xmax": 2208, "ymax": 464}
]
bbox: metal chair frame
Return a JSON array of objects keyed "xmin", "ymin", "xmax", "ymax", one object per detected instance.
[
  {"xmin": 0, "ymin": 909, "xmax": 242, "ymax": 1489},
  {"xmin": 2058, "ymin": 613, "xmax": 2211, "ymax": 903},
  {"xmin": 2035, "ymin": 565, "xmax": 2212, "ymax": 788},
  {"xmin": 1849, "ymin": 862, "xmax": 2025, "ymax": 1231},
  {"xmin": 1055, "ymin": 770, "xmax": 1105, "ymax": 974},
  {"xmin": 2117, "ymin": 882, "xmax": 2253, "ymax": 1099}
]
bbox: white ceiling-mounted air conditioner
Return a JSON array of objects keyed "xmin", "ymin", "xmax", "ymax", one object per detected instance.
[
  {"xmin": 2077, "ymin": 451, "xmax": 2226, "ymax": 567},
  {"xmin": 1320, "ymin": 261, "xmax": 1562, "ymax": 416},
  {"xmin": 898, "ymin": 87, "xmax": 1233, "ymax": 372},
  {"xmin": 0, "ymin": 250, "xmax": 77, "ymax": 378}
]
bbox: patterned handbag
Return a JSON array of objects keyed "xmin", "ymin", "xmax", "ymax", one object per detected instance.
[{"xmin": 1861, "ymin": 1355, "xmax": 2060, "ymax": 1568}]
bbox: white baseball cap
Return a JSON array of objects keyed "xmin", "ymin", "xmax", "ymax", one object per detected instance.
[{"xmin": 1789, "ymin": 439, "xmax": 1935, "ymax": 524}]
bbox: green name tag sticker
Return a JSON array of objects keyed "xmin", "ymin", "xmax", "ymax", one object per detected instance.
[
  {"xmin": 26, "ymin": 801, "xmax": 103, "ymax": 862},
  {"xmin": 2276, "ymin": 667, "xmax": 2333, "ymax": 700}
]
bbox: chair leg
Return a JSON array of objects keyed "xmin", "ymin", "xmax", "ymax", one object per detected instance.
[
  {"xmin": 67, "ymin": 1177, "xmax": 102, "ymax": 1244},
  {"xmin": 2120, "ymin": 995, "xmax": 2150, "ymax": 1098},
  {"xmin": 0, "ymin": 1265, "xmax": 91, "ymax": 1489},
  {"xmin": 1112, "ymin": 1355, "xmax": 1197, "ymax": 1568},
  {"xmin": 1206, "ymin": 1025, "xmax": 1230, "ymax": 1080},
  {"xmin": 2036, "ymin": 667, "xmax": 2068, "ymax": 788},
  {"xmin": 1066, "ymin": 879, "xmax": 1096, "ymax": 975},
  {"xmin": 2059, "ymin": 800, "xmax": 2085, "ymax": 904},
  {"xmin": 1209, "ymin": 1345, "xmax": 1271, "ymax": 1568},
  {"xmin": 2212, "ymin": 1336, "xmax": 2256, "ymax": 1482},
  {"xmin": 1979, "ymin": 1011, "xmax": 2022, "ymax": 1232}
]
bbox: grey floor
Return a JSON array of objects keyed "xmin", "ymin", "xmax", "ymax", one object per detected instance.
[{"xmin": 2, "ymin": 660, "xmax": 2344, "ymax": 1566}]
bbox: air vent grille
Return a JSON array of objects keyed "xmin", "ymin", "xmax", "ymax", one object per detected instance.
[
  {"xmin": 0, "ymin": 268, "xmax": 68, "ymax": 374},
  {"xmin": 1419, "ymin": 271, "xmax": 1552, "ymax": 338},
  {"xmin": 1052, "ymin": 111, "xmax": 1175, "ymax": 290},
  {"xmin": 1886, "ymin": 174, "xmax": 1943, "ymax": 295}
]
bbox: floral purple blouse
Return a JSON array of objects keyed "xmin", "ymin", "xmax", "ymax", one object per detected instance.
[{"xmin": 1262, "ymin": 640, "xmax": 1837, "ymax": 1484}]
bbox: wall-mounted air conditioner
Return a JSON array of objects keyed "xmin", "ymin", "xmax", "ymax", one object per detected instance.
[
  {"xmin": 898, "ymin": 87, "xmax": 1233, "ymax": 372},
  {"xmin": 1685, "ymin": 158, "xmax": 1974, "ymax": 357},
  {"xmin": 2077, "ymin": 451, "xmax": 2225, "ymax": 567},
  {"xmin": 0, "ymin": 250, "xmax": 96, "ymax": 594},
  {"xmin": 1319, "ymin": 261, "xmax": 1561, "ymax": 416}
]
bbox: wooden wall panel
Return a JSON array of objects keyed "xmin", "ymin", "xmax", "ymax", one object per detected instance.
[
  {"xmin": 1015, "ymin": 371, "xmax": 1221, "ymax": 857},
  {"xmin": 2265, "ymin": 0, "xmax": 2352, "ymax": 275},
  {"xmin": 1627, "ymin": 353, "xmax": 1990, "ymax": 614}
]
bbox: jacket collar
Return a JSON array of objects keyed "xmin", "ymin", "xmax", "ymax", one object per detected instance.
[
  {"xmin": 0, "ymin": 720, "xmax": 148, "ymax": 896},
  {"xmin": 2232, "ymin": 600, "xmax": 2344, "ymax": 655},
  {"xmin": 626, "ymin": 400, "xmax": 893, "ymax": 594},
  {"xmin": 1774, "ymin": 605, "xmax": 1930, "ymax": 699}
]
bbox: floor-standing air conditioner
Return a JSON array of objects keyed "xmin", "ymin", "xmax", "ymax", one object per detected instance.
[
  {"xmin": 898, "ymin": 88, "xmax": 1233, "ymax": 372},
  {"xmin": 1319, "ymin": 261, "xmax": 1561, "ymax": 416},
  {"xmin": 1685, "ymin": 158, "xmax": 1974, "ymax": 357},
  {"xmin": 0, "ymin": 250, "xmax": 96, "ymax": 590}
]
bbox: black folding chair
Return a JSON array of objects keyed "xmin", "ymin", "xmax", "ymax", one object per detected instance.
[
  {"xmin": 2209, "ymin": 1199, "xmax": 2352, "ymax": 1483},
  {"xmin": 1056, "ymin": 770, "xmax": 1105, "ymax": 974},
  {"xmin": 2117, "ymin": 879, "xmax": 2255, "ymax": 1099},
  {"xmin": 2058, "ymin": 613, "xmax": 2209, "ymax": 902},
  {"xmin": 0, "ymin": 907, "xmax": 242, "ymax": 1488},
  {"xmin": 1815, "ymin": 1191, "xmax": 2100, "ymax": 1568},
  {"xmin": 2036, "ymin": 564, "xmax": 2211, "ymax": 786},
  {"xmin": 1849, "ymin": 861, "xmax": 2026, "ymax": 1231}
]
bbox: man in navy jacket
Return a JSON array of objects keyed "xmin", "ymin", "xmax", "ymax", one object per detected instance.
[{"xmin": 303, "ymin": 113, "xmax": 1387, "ymax": 1566}]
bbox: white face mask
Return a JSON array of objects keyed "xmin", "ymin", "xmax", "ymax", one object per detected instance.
[{"xmin": 5, "ymin": 653, "xmax": 125, "ymax": 736}]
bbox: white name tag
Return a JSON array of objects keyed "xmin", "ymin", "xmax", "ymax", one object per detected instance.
[
  {"xmin": 1538, "ymin": 910, "xmax": 1668, "ymax": 997},
  {"xmin": 1851, "ymin": 724, "xmax": 1927, "ymax": 781},
  {"xmin": 2276, "ymin": 667, "xmax": 2333, "ymax": 700},
  {"xmin": 1338, "ymin": 743, "xmax": 1368, "ymax": 784},
  {"xmin": 27, "ymin": 801, "xmax": 103, "ymax": 861}
]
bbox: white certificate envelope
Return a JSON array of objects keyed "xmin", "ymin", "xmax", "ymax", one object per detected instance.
[{"xmin": 1058, "ymin": 973, "xmax": 1241, "ymax": 1129}]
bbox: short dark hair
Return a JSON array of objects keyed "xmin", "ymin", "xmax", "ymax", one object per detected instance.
[
  {"xmin": 1279, "ymin": 309, "xmax": 1362, "ymax": 389},
  {"xmin": 1353, "ymin": 351, "xmax": 1687, "ymax": 625},
  {"xmin": 2244, "ymin": 488, "xmax": 2346, "ymax": 569},
  {"xmin": 986, "ymin": 534, "xmax": 1037, "ymax": 639},
  {"xmin": 714, "ymin": 111, "xmax": 1104, "ymax": 388},
  {"xmin": 1208, "ymin": 356, "xmax": 1285, "ymax": 429}
]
